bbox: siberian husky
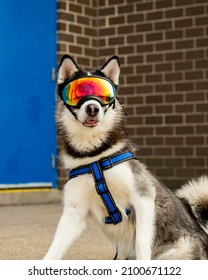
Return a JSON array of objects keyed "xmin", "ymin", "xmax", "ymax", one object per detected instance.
[{"xmin": 44, "ymin": 55, "xmax": 208, "ymax": 260}]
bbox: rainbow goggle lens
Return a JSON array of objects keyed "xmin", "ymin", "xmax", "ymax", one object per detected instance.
[{"xmin": 61, "ymin": 76, "xmax": 116, "ymax": 108}]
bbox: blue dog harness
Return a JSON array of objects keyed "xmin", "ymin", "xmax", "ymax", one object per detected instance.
[{"xmin": 68, "ymin": 151, "xmax": 135, "ymax": 224}]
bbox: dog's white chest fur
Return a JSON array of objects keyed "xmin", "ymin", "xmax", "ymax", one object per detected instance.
[
  {"xmin": 64, "ymin": 162, "xmax": 134, "ymax": 221},
  {"xmin": 62, "ymin": 161, "xmax": 136, "ymax": 257}
]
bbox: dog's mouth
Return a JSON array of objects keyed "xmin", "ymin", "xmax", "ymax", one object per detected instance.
[{"xmin": 83, "ymin": 117, "xmax": 98, "ymax": 127}]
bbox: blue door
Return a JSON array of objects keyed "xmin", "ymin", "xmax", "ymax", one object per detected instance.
[{"xmin": 0, "ymin": 1, "xmax": 57, "ymax": 188}]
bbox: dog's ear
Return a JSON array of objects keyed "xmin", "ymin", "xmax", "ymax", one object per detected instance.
[
  {"xmin": 57, "ymin": 55, "xmax": 79, "ymax": 84},
  {"xmin": 100, "ymin": 56, "xmax": 120, "ymax": 86}
]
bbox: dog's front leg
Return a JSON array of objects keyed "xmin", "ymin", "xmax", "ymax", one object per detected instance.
[
  {"xmin": 134, "ymin": 196, "xmax": 155, "ymax": 260},
  {"xmin": 43, "ymin": 204, "xmax": 88, "ymax": 260}
]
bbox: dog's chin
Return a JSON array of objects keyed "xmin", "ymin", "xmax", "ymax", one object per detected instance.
[{"xmin": 82, "ymin": 118, "xmax": 99, "ymax": 128}]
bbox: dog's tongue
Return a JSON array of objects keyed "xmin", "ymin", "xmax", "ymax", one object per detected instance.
[{"xmin": 83, "ymin": 119, "xmax": 98, "ymax": 127}]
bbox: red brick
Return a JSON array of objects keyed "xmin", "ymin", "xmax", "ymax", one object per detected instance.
[
  {"xmin": 185, "ymin": 50, "xmax": 204, "ymax": 59},
  {"xmin": 137, "ymin": 2, "xmax": 153, "ymax": 11},
  {"xmin": 146, "ymin": 116, "xmax": 163, "ymax": 125},
  {"xmin": 156, "ymin": 84, "xmax": 173, "ymax": 93},
  {"xmin": 127, "ymin": 14, "xmax": 144, "ymax": 23},
  {"xmin": 175, "ymin": 18, "xmax": 193, "ymax": 29},
  {"xmin": 165, "ymin": 72, "xmax": 183, "ymax": 81},
  {"xmin": 156, "ymin": 168, "xmax": 174, "ymax": 177},
  {"xmin": 165, "ymin": 115, "xmax": 183, "ymax": 124},
  {"xmin": 99, "ymin": 27, "xmax": 115, "ymax": 36},
  {"xmin": 156, "ymin": 127, "xmax": 173, "ymax": 135},
  {"xmin": 175, "ymin": 0, "xmax": 194, "ymax": 6},
  {"xmin": 175, "ymin": 147, "xmax": 194, "ymax": 156},
  {"xmin": 146, "ymin": 32, "xmax": 163, "ymax": 42},
  {"xmin": 166, "ymin": 8, "xmax": 183, "ymax": 18},
  {"xmin": 196, "ymin": 38, "xmax": 208, "ymax": 47},
  {"xmin": 118, "ymin": 25, "xmax": 134, "ymax": 34},
  {"xmin": 146, "ymin": 137, "xmax": 164, "ymax": 146},
  {"xmin": 58, "ymin": 1, "xmax": 66, "ymax": 10},
  {"xmin": 136, "ymin": 106, "xmax": 153, "ymax": 115},
  {"xmin": 136, "ymin": 23, "xmax": 153, "ymax": 33},
  {"xmin": 176, "ymin": 126, "xmax": 194, "ymax": 135},
  {"xmin": 176, "ymin": 39, "xmax": 194, "ymax": 49},
  {"xmin": 126, "ymin": 75, "xmax": 143, "ymax": 84},
  {"xmin": 196, "ymin": 16, "xmax": 208, "ymax": 26},
  {"xmin": 146, "ymin": 95, "xmax": 163, "ymax": 104},
  {"xmin": 176, "ymin": 82, "xmax": 194, "ymax": 91},
  {"xmin": 146, "ymin": 11, "xmax": 164, "ymax": 21},
  {"xmin": 166, "ymin": 137, "xmax": 184, "ymax": 146},
  {"xmin": 127, "ymin": 55, "xmax": 144, "ymax": 64},
  {"xmin": 137, "ymin": 65, "xmax": 153, "ymax": 73},
  {"xmin": 166, "ymin": 30, "xmax": 183, "ymax": 40},
  {"xmin": 185, "ymin": 71, "xmax": 203, "ymax": 80},
  {"xmin": 127, "ymin": 96, "xmax": 143, "ymax": 105},
  {"xmin": 156, "ymin": 105, "xmax": 173, "ymax": 114},
  {"xmin": 166, "ymin": 52, "xmax": 183, "ymax": 61},
  {"xmin": 137, "ymin": 127, "xmax": 154, "ymax": 135},
  {"xmin": 155, "ymin": 148, "xmax": 173, "ymax": 156},
  {"xmin": 156, "ymin": 0, "xmax": 173, "ymax": 9},
  {"xmin": 100, "ymin": 7, "xmax": 115, "ymax": 16},
  {"xmin": 147, "ymin": 53, "xmax": 164, "ymax": 63},
  {"xmin": 145, "ymin": 74, "xmax": 162, "ymax": 83},
  {"xmin": 156, "ymin": 42, "xmax": 173, "ymax": 51},
  {"xmin": 165, "ymin": 158, "xmax": 183, "ymax": 166},
  {"xmin": 176, "ymin": 169, "xmax": 196, "ymax": 178},
  {"xmin": 186, "ymin": 92, "xmax": 205, "ymax": 102},
  {"xmin": 58, "ymin": 12, "xmax": 74, "ymax": 22},
  {"xmin": 155, "ymin": 63, "xmax": 172, "ymax": 72},
  {"xmin": 118, "ymin": 46, "xmax": 134, "ymax": 55},
  {"xmin": 166, "ymin": 94, "xmax": 184, "ymax": 103},
  {"xmin": 136, "ymin": 85, "xmax": 153, "ymax": 94},
  {"xmin": 197, "ymin": 125, "xmax": 208, "ymax": 134},
  {"xmin": 127, "ymin": 35, "xmax": 143, "ymax": 44},
  {"xmin": 118, "ymin": 4, "xmax": 134, "ymax": 14},
  {"xmin": 137, "ymin": 44, "xmax": 153, "ymax": 53},
  {"xmin": 186, "ymin": 6, "xmax": 205, "ymax": 16},
  {"xmin": 185, "ymin": 114, "xmax": 204, "ymax": 123},
  {"xmin": 175, "ymin": 61, "xmax": 192, "ymax": 70},
  {"xmin": 69, "ymin": 3, "xmax": 82, "ymax": 13},
  {"xmin": 196, "ymin": 148, "xmax": 208, "ymax": 156},
  {"xmin": 196, "ymin": 103, "xmax": 208, "ymax": 112},
  {"xmin": 175, "ymin": 104, "xmax": 194, "ymax": 113},
  {"xmin": 196, "ymin": 82, "xmax": 208, "ymax": 90},
  {"xmin": 196, "ymin": 59, "xmax": 208, "ymax": 69},
  {"xmin": 109, "ymin": 15, "xmax": 125, "ymax": 25},
  {"xmin": 185, "ymin": 27, "xmax": 204, "ymax": 38},
  {"xmin": 186, "ymin": 136, "xmax": 204, "ymax": 145},
  {"xmin": 155, "ymin": 21, "xmax": 172, "ymax": 30}
]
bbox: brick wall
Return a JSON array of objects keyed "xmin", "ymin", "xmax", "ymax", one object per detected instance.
[
  {"xmin": 57, "ymin": 0, "xmax": 98, "ymax": 69},
  {"xmin": 57, "ymin": 0, "xmax": 208, "ymax": 189}
]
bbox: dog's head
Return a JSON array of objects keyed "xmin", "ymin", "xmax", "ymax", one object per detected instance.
[{"xmin": 57, "ymin": 55, "xmax": 120, "ymax": 128}]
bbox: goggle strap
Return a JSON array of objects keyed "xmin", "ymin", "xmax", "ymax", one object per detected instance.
[
  {"xmin": 64, "ymin": 102, "xmax": 78, "ymax": 120},
  {"xmin": 116, "ymin": 97, "xmax": 127, "ymax": 116}
]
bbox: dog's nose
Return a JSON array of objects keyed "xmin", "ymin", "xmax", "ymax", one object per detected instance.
[{"xmin": 85, "ymin": 104, "xmax": 99, "ymax": 117}]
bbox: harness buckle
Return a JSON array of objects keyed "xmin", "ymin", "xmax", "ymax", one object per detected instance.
[
  {"xmin": 99, "ymin": 156, "xmax": 114, "ymax": 170},
  {"xmin": 95, "ymin": 181, "xmax": 109, "ymax": 195}
]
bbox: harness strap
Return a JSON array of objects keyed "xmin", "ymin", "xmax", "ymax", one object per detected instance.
[
  {"xmin": 69, "ymin": 151, "xmax": 134, "ymax": 178},
  {"xmin": 90, "ymin": 161, "xmax": 123, "ymax": 224},
  {"xmin": 69, "ymin": 151, "xmax": 135, "ymax": 224}
]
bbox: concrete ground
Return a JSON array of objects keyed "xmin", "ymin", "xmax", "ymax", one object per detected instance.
[{"xmin": 0, "ymin": 203, "xmax": 116, "ymax": 260}]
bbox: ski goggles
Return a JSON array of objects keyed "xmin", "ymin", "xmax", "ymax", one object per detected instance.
[{"xmin": 61, "ymin": 76, "xmax": 116, "ymax": 108}]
